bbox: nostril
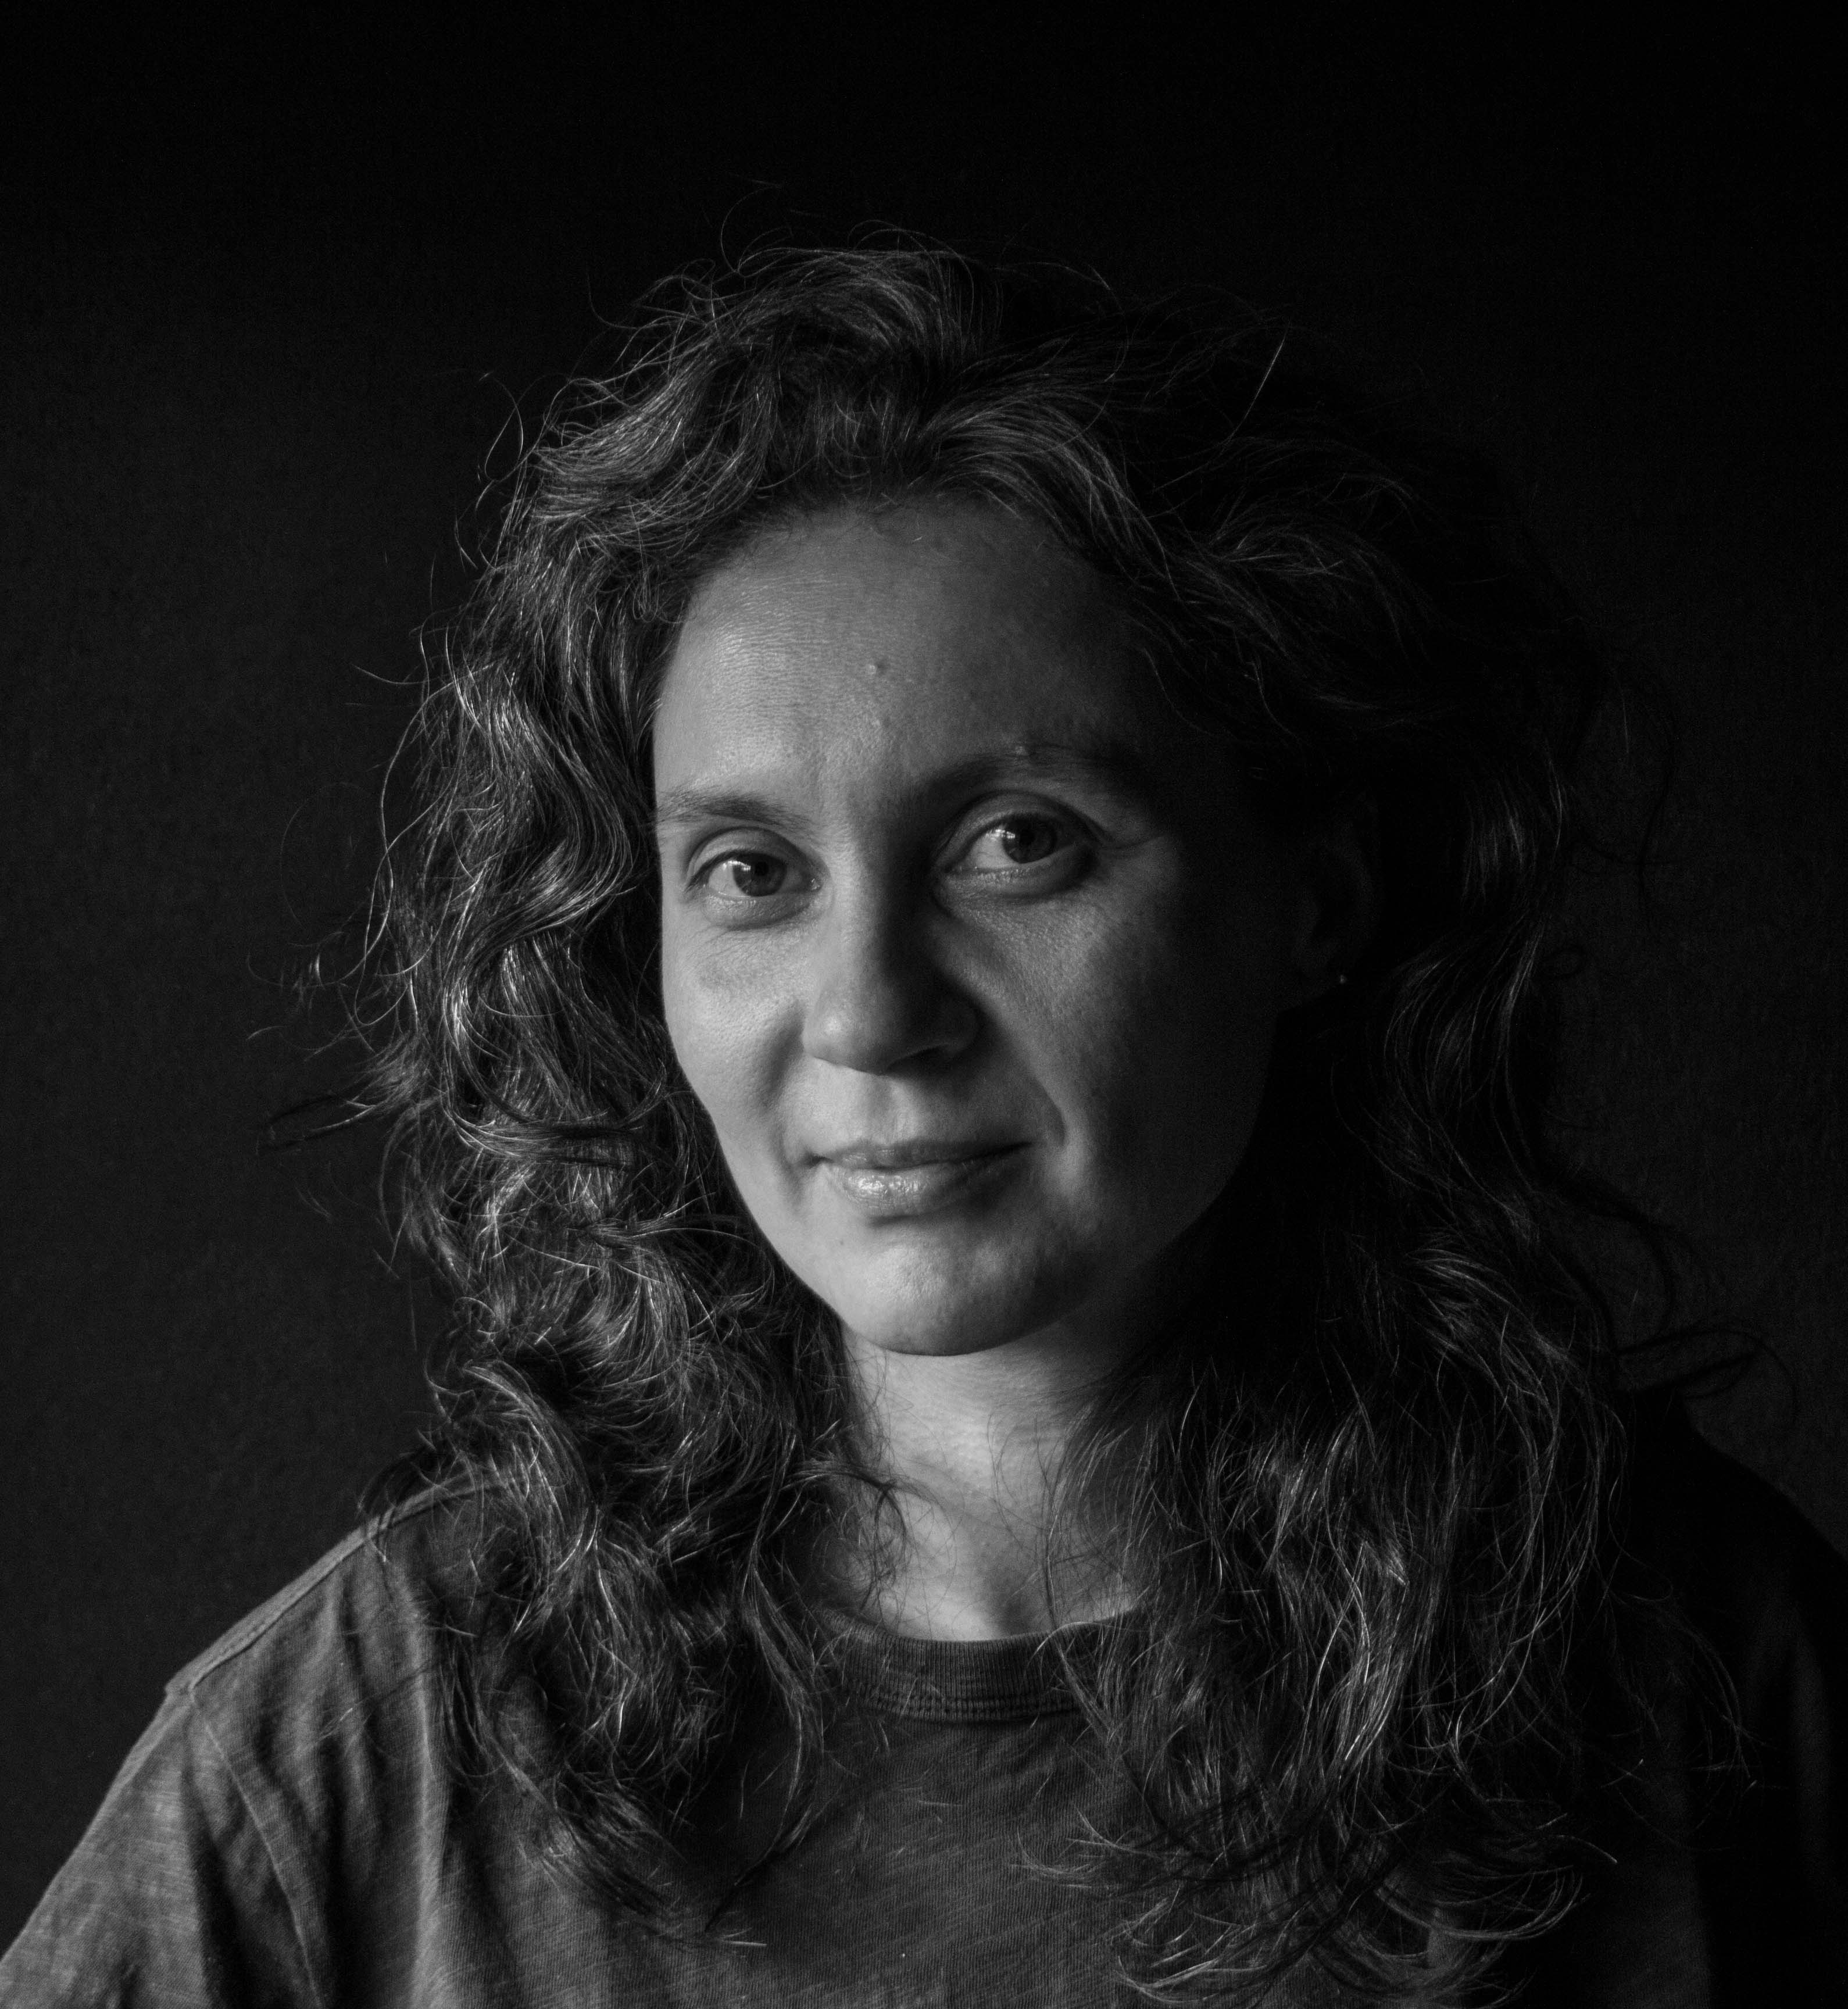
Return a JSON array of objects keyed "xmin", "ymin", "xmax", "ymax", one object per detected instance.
[
  {"xmin": 803, "ymin": 984, "xmax": 957, "ymax": 1074},
  {"xmin": 801, "ymin": 917, "xmax": 977, "ymax": 1075}
]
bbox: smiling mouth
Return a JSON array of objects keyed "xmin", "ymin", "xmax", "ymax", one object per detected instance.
[{"xmin": 816, "ymin": 1141, "xmax": 1026, "ymax": 1218}]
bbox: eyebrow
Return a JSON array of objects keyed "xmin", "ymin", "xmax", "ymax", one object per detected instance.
[
  {"xmin": 652, "ymin": 738, "xmax": 1163, "ymax": 833},
  {"xmin": 652, "ymin": 784, "xmax": 814, "ymax": 837}
]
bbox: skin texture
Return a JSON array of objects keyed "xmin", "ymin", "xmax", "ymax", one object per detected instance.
[{"xmin": 655, "ymin": 501, "xmax": 1371, "ymax": 1635}]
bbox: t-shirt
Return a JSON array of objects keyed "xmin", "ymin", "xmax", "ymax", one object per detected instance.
[{"xmin": 3, "ymin": 1418, "xmax": 1843, "ymax": 2006}]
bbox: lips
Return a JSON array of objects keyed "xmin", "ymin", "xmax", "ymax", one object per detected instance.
[
  {"xmin": 823, "ymin": 1138, "xmax": 1018, "ymax": 1170},
  {"xmin": 814, "ymin": 1139, "xmax": 1025, "ymax": 1218}
]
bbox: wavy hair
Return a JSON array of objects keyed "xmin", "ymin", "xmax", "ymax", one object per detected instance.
[{"xmin": 360, "ymin": 246, "xmax": 1665, "ymax": 2000}]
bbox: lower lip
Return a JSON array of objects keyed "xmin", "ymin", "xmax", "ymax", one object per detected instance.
[{"xmin": 818, "ymin": 1148, "xmax": 1025, "ymax": 1220}]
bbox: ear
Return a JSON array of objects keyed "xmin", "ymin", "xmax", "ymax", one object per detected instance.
[{"xmin": 1284, "ymin": 799, "xmax": 1381, "ymax": 1005}]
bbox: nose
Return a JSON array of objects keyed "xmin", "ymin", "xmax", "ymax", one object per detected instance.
[{"xmin": 802, "ymin": 881, "xmax": 978, "ymax": 1075}]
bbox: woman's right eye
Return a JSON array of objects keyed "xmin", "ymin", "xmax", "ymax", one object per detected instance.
[{"xmin": 698, "ymin": 852, "xmax": 791, "ymax": 901}]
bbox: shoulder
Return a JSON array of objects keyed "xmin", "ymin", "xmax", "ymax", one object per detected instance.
[
  {"xmin": 1620, "ymin": 1396, "xmax": 1848, "ymax": 1696},
  {"xmin": 167, "ymin": 1484, "xmax": 475, "ymax": 1757},
  {"xmin": 1619, "ymin": 1397, "xmax": 1848, "ymax": 2000},
  {"xmin": 0, "ymin": 1488, "xmax": 487, "ymax": 2005},
  {"xmin": 165, "ymin": 1483, "xmax": 488, "ymax": 1910}
]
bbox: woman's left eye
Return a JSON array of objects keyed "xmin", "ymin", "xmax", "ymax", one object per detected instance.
[{"xmin": 959, "ymin": 815, "xmax": 1070, "ymax": 873}]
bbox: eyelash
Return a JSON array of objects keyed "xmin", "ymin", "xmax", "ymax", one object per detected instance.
[
  {"xmin": 688, "ymin": 810, "xmax": 1085, "ymax": 908},
  {"xmin": 951, "ymin": 812, "xmax": 1073, "ymax": 875},
  {"xmin": 692, "ymin": 849, "xmax": 802, "ymax": 903}
]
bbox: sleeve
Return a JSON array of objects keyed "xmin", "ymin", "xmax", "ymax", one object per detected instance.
[
  {"xmin": 0, "ymin": 1687, "xmax": 322, "ymax": 2009},
  {"xmin": 1681, "ymin": 1432, "xmax": 1848, "ymax": 2004}
]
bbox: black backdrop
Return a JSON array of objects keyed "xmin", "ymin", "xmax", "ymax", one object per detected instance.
[{"xmin": 3, "ymin": 23, "xmax": 1842, "ymax": 1937}]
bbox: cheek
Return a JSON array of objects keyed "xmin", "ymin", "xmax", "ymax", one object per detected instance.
[
  {"xmin": 1023, "ymin": 889, "xmax": 1282, "ymax": 1201},
  {"xmin": 659, "ymin": 920, "xmax": 780, "ymax": 1153}
]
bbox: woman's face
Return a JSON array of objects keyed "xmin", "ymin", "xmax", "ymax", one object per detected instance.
[{"xmin": 655, "ymin": 501, "xmax": 1332, "ymax": 1364}]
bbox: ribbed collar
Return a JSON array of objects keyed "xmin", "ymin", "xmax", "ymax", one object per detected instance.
[{"xmin": 817, "ymin": 1607, "xmax": 1122, "ymax": 1723}]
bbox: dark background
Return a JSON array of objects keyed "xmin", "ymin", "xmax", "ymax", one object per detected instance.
[{"xmin": 3, "ymin": 22, "xmax": 1842, "ymax": 1938}]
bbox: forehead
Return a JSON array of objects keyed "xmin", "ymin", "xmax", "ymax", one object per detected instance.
[{"xmin": 653, "ymin": 502, "xmax": 1170, "ymax": 802}]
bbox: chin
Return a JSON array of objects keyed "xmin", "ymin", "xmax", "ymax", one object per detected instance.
[
  {"xmin": 820, "ymin": 1243, "xmax": 1092, "ymax": 1360},
  {"xmin": 846, "ymin": 1314, "xmax": 1021, "ymax": 1359}
]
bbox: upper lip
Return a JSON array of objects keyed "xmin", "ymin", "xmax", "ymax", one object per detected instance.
[{"xmin": 820, "ymin": 1139, "xmax": 1022, "ymax": 1170}]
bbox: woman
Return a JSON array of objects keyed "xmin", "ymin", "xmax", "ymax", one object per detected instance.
[{"xmin": 6, "ymin": 248, "xmax": 1842, "ymax": 2004}]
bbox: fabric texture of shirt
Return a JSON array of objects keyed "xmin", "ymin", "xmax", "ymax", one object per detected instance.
[{"xmin": 3, "ymin": 1411, "xmax": 1843, "ymax": 2006}]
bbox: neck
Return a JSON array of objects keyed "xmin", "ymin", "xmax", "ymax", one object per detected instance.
[
  {"xmin": 828, "ymin": 1309, "xmax": 1157, "ymax": 1642},
  {"xmin": 818, "ymin": 1221, "xmax": 1225, "ymax": 1641}
]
